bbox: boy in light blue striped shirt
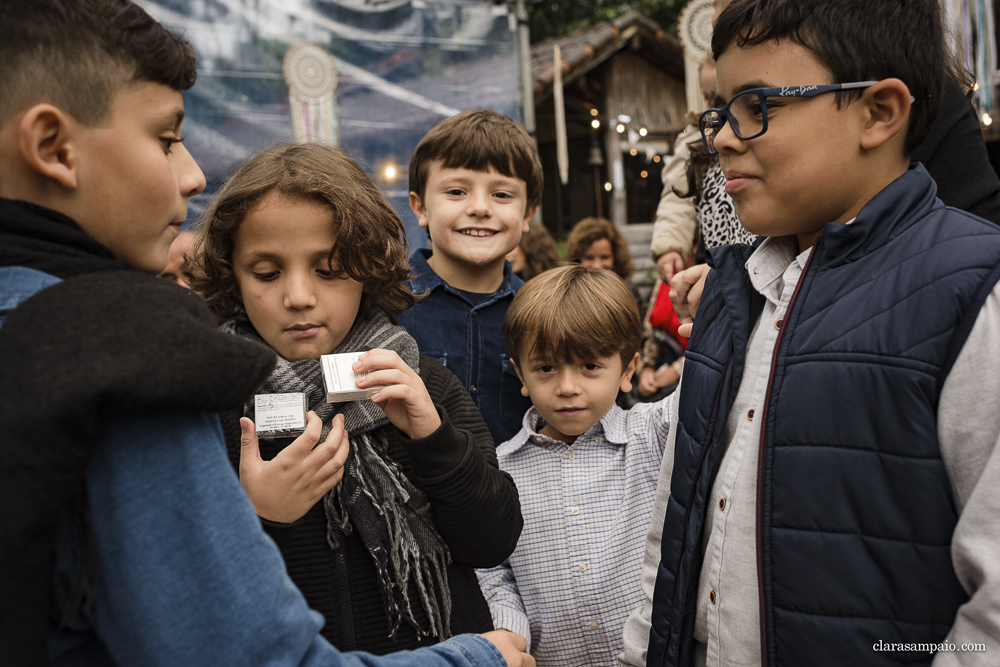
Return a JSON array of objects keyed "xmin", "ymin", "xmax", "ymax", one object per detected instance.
[{"xmin": 477, "ymin": 265, "xmax": 673, "ymax": 666}]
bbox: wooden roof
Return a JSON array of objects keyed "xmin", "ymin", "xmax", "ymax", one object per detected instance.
[{"xmin": 530, "ymin": 11, "xmax": 684, "ymax": 102}]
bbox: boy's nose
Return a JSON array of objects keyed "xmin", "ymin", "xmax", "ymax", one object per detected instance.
[
  {"xmin": 177, "ymin": 143, "xmax": 207, "ymax": 197},
  {"xmin": 556, "ymin": 369, "xmax": 581, "ymax": 396},
  {"xmin": 712, "ymin": 119, "xmax": 743, "ymax": 154},
  {"xmin": 466, "ymin": 190, "xmax": 491, "ymax": 217},
  {"xmin": 283, "ymin": 274, "xmax": 317, "ymax": 310}
]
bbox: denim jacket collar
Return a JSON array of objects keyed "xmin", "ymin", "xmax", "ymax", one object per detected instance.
[{"xmin": 408, "ymin": 248, "xmax": 522, "ymax": 307}]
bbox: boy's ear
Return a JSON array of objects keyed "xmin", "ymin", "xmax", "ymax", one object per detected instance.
[
  {"xmin": 18, "ymin": 104, "xmax": 80, "ymax": 189},
  {"xmin": 859, "ymin": 78, "xmax": 910, "ymax": 152},
  {"xmin": 522, "ymin": 204, "xmax": 537, "ymax": 233},
  {"xmin": 510, "ymin": 357, "xmax": 530, "ymax": 397},
  {"xmin": 619, "ymin": 352, "xmax": 641, "ymax": 393},
  {"xmin": 409, "ymin": 191, "xmax": 429, "ymax": 228}
]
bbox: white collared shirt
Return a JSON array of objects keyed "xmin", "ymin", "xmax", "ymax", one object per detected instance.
[{"xmin": 478, "ymin": 397, "xmax": 673, "ymax": 667}]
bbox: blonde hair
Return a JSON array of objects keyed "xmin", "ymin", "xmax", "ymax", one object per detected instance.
[
  {"xmin": 188, "ymin": 143, "xmax": 416, "ymax": 323},
  {"xmin": 503, "ymin": 265, "xmax": 641, "ymax": 368}
]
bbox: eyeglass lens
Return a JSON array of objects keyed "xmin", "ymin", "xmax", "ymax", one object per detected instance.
[{"xmin": 701, "ymin": 91, "xmax": 767, "ymax": 152}]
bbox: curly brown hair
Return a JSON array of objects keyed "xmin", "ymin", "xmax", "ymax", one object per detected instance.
[
  {"xmin": 187, "ymin": 143, "xmax": 417, "ymax": 324},
  {"xmin": 513, "ymin": 222, "xmax": 560, "ymax": 281},
  {"xmin": 564, "ymin": 217, "xmax": 633, "ymax": 280}
]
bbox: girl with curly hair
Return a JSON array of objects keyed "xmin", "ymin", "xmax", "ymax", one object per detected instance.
[
  {"xmin": 187, "ymin": 143, "xmax": 521, "ymax": 655},
  {"xmin": 565, "ymin": 217, "xmax": 633, "ymax": 281}
]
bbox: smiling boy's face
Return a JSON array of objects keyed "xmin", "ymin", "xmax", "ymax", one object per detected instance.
[
  {"xmin": 410, "ymin": 161, "xmax": 533, "ymax": 287},
  {"xmin": 714, "ymin": 40, "xmax": 878, "ymax": 245}
]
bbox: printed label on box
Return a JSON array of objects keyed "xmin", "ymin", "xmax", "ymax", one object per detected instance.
[{"xmin": 254, "ymin": 393, "xmax": 308, "ymax": 435}]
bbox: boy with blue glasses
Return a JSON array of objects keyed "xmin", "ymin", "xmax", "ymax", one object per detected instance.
[{"xmin": 623, "ymin": 0, "xmax": 1000, "ymax": 665}]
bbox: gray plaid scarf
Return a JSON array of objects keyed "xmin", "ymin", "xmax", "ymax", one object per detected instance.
[{"xmin": 222, "ymin": 309, "xmax": 452, "ymax": 640}]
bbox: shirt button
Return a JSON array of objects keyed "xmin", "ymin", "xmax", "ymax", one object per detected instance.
[
  {"xmin": 775, "ymin": 318, "xmax": 784, "ymax": 330},
  {"xmin": 571, "ymin": 507, "xmax": 580, "ymax": 516},
  {"xmin": 589, "ymin": 621, "xmax": 599, "ymax": 630},
  {"xmin": 747, "ymin": 408, "xmax": 755, "ymax": 421},
  {"xmin": 596, "ymin": 437, "xmax": 603, "ymax": 445},
  {"xmin": 719, "ymin": 498, "xmax": 726, "ymax": 511},
  {"xmin": 470, "ymin": 385, "xmax": 477, "ymax": 395},
  {"xmin": 567, "ymin": 451, "xmax": 575, "ymax": 461},
  {"xmin": 710, "ymin": 590, "xmax": 717, "ymax": 604},
  {"xmin": 579, "ymin": 563, "xmax": 587, "ymax": 573},
  {"xmin": 471, "ymin": 311, "xmax": 478, "ymax": 318}
]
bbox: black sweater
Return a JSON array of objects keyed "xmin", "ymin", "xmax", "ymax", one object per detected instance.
[{"xmin": 223, "ymin": 354, "xmax": 522, "ymax": 654}]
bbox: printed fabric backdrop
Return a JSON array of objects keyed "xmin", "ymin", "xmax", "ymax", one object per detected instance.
[{"xmin": 138, "ymin": 0, "xmax": 520, "ymax": 248}]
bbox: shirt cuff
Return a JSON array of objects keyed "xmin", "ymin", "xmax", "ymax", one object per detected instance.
[{"xmin": 491, "ymin": 607, "xmax": 532, "ymax": 652}]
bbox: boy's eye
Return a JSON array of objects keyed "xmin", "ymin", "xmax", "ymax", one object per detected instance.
[
  {"xmin": 582, "ymin": 362, "xmax": 601, "ymax": 371},
  {"xmin": 160, "ymin": 136, "xmax": 185, "ymax": 154},
  {"xmin": 536, "ymin": 364, "xmax": 554, "ymax": 374},
  {"xmin": 253, "ymin": 271, "xmax": 278, "ymax": 281},
  {"xmin": 494, "ymin": 191, "xmax": 513, "ymax": 200},
  {"xmin": 316, "ymin": 268, "xmax": 334, "ymax": 279},
  {"xmin": 445, "ymin": 188, "xmax": 465, "ymax": 196}
]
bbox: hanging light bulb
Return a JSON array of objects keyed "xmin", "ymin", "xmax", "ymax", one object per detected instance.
[
  {"xmin": 639, "ymin": 127, "xmax": 648, "ymax": 137},
  {"xmin": 983, "ymin": 111, "xmax": 993, "ymax": 127},
  {"xmin": 616, "ymin": 123, "xmax": 626, "ymax": 133},
  {"xmin": 592, "ymin": 119, "xmax": 601, "ymax": 129},
  {"xmin": 604, "ymin": 181, "xmax": 613, "ymax": 191}
]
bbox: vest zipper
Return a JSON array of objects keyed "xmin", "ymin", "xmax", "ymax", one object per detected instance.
[{"xmin": 755, "ymin": 237, "xmax": 820, "ymax": 667}]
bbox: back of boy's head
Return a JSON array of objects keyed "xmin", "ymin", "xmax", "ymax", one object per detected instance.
[
  {"xmin": 408, "ymin": 109, "xmax": 544, "ymax": 211},
  {"xmin": 0, "ymin": 0, "xmax": 197, "ymax": 128},
  {"xmin": 188, "ymin": 142, "xmax": 416, "ymax": 324},
  {"xmin": 712, "ymin": 0, "xmax": 947, "ymax": 155},
  {"xmin": 503, "ymin": 265, "xmax": 641, "ymax": 369},
  {"xmin": 565, "ymin": 217, "xmax": 633, "ymax": 280}
]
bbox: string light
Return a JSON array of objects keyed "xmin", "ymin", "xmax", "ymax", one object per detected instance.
[
  {"xmin": 639, "ymin": 127, "xmax": 648, "ymax": 137},
  {"xmin": 616, "ymin": 123, "xmax": 626, "ymax": 133},
  {"xmin": 653, "ymin": 155, "xmax": 661, "ymax": 163},
  {"xmin": 983, "ymin": 112, "xmax": 994, "ymax": 127},
  {"xmin": 630, "ymin": 148, "xmax": 637, "ymax": 156},
  {"xmin": 604, "ymin": 182, "xmax": 613, "ymax": 191},
  {"xmin": 591, "ymin": 119, "xmax": 601, "ymax": 129},
  {"xmin": 590, "ymin": 108, "xmax": 599, "ymax": 116},
  {"xmin": 640, "ymin": 170, "xmax": 648, "ymax": 178}
]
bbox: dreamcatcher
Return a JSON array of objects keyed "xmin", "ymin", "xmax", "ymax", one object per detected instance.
[{"xmin": 283, "ymin": 43, "xmax": 341, "ymax": 145}]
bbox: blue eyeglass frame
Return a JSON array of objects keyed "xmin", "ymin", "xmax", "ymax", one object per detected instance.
[{"xmin": 698, "ymin": 81, "xmax": 880, "ymax": 154}]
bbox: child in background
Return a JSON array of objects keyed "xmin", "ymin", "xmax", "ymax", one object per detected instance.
[
  {"xmin": 187, "ymin": 143, "xmax": 523, "ymax": 655},
  {"xmin": 477, "ymin": 265, "xmax": 673, "ymax": 667},
  {"xmin": 628, "ymin": 0, "xmax": 1000, "ymax": 664},
  {"xmin": 565, "ymin": 217, "xmax": 633, "ymax": 282},
  {"xmin": 506, "ymin": 221, "xmax": 559, "ymax": 282},
  {"xmin": 399, "ymin": 109, "xmax": 542, "ymax": 446}
]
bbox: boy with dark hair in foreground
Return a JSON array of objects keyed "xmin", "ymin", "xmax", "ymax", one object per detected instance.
[
  {"xmin": 622, "ymin": 0, "xmax": 1000, "ymax": 665},
  {"xmin": 0, "ymin": 1, "xmax": 530, "ymax": 665}
]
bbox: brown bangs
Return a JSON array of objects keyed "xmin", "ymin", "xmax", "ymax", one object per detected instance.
[{"xmin": 504, "ymin": 265, "xmax": 641, "ymax": 368}]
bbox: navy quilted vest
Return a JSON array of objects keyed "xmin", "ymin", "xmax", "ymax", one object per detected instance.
[{"xmin": 647, "ymin": 166, "xmax": 1000, "ymax": 667}]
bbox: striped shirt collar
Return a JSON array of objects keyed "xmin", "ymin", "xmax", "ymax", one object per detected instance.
[{"xmin": 498, "ymin": 403, "xmax": 630, "ymax": 456}]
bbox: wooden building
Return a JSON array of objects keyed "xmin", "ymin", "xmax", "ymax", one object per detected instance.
[{"xmin": 531, "ymin": 11, "xmax": 687, "ymax": 246}]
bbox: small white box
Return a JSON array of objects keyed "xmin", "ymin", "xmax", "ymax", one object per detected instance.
[
  {"xmin": 254, "ymin": 392, "xmax": 308, "ymax": 438},
  {"xmin": 321, "ymin": 352, "xmax": 386, "ymax": 403}
]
